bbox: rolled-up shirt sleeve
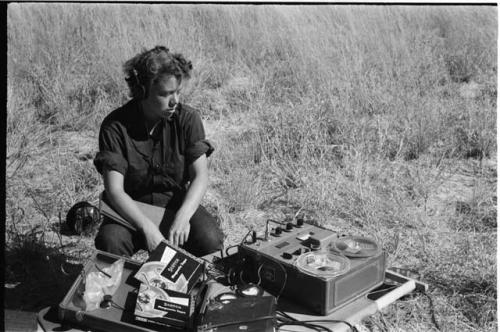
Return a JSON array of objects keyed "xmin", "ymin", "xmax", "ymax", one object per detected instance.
[
  {"xmin": 185, "ymin": 139, "xmax": 215, "ymax": 164},
  {"xmin": 184, "ymin": 110, "xmax": 215, "ymax": 165},
  {"xmin": 93, "ymin": 124, "xmax": 128, "ymax": 175}
]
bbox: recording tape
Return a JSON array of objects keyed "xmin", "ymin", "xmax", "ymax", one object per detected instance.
[
  {"xmin": 294, "ymin": 252, "xmax": 350, "ymax": 278},
  {"xmin": 330, "ymin": 236, "xmax": 381, "ymax": 258}
]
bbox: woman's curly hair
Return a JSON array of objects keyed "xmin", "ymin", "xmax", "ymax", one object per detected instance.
[{"xmin": 123, "ymin": 46, "xmax": 193, "ymax": 99}]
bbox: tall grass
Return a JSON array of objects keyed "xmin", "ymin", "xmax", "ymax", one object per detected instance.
[{"xmin": 7, "ymin": 3, "xmax": 497, "ymax": 330}]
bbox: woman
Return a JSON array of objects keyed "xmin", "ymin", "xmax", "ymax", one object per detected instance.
[{"xmin": 93, "ymin": 46, "xmax": 224, "ymax": 257}]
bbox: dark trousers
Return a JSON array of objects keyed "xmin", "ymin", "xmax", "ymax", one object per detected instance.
[{"xmin": 95, "ymin": 205, "xmax": 224, "ymax": 257}]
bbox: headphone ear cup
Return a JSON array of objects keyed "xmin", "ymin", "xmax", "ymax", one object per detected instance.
[{"xmin": 66, "ymin": 202, "xmax": 100, "ymax": 235}]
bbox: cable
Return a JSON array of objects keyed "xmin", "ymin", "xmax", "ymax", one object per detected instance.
[
  {"xmin": 256, "ymin": 263, "xmax": 264, "ymax": 285},
  {"xmin": 277, "ymin": 310, "xmax": 297, "ymax": 322},
  {"xmin": 367, "ymin": 285, "xmax": 399, "ymax": 296},
  {"xmin": 389, "ymin": 267, "xmax": 440, "ymax": 331},
  {"xmin": 239, "ymin": 263, "xmax": 263, "ymax": 285},
  {"xmin": 277, "ymin": 304, "xmax": 358, "ymax": 331},
  {"xmin": 266, "ymin": 219, "xmax": 284, "ymax": 225},
  {"xmin": 225, "ymin": 244, "xmax": 239, "ymax": 257},
  {"xmin": 299, "ymin": 320, "xmax": 358, "ymax": 332},
  {"xmin": 198, "ymin": 256, "xmax": 226, "ymax": 281},
  {"xmin": 277, "ymin": 310, "xmax": 358, "ymax": 332},
  {"xmin": 420, "ymin": 291, "xmax": 441, "ymax": 331},
  {"xmin": 240, "ymin": 229, "xmax": 254, "ymax": 245},
  {"xmin": 388, "ymin": 268, "xmax": 440, "ymax": 331},
  {"xmin": 265, "ymin": 219, "xmax": 285, "ymax": 240},
  {"xmin": 94, "ymin": 264, "xmax": 112, "ymax": 278},
  {"xmin": 201, "ymin": 316, "xmax": 276, "ymax": 329},
  {"xmin": 256, "ymin": 260, "xmax": 288, "ymax": 301},
  {"xmin": 277, "ymin": 321, "xmax": 333, "ymax": 332},
  {"xmin": 109, "ymin": 299, "xmax": 126, "ymax": 311},
  {"xmin": 274, "ymin": 260, "xmax": 288, "ymax": 301}
]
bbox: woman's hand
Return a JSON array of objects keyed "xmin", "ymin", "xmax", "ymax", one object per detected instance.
[
  {"xmin": 168, "ymin": 217, "xmax": 191, "ymax": 247},
  {"xmin": 104, "ymin": 170, "xmax": 166, "ymax": 252},
  {"xmin": 142, "ymin": 224, "xmax": 166, "ymax": 252},
  {"xmin": 166, "ymin": 155, "xmax": 207, "ymax": 248}
]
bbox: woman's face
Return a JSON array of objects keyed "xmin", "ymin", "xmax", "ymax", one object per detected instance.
[{"xmin": 144, "ymin": 74, "xmax": 181, "ymax": 119}]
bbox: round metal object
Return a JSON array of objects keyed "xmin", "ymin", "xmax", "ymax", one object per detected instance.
[
  {"xmin": 330, "ymin": 236, "xmax": 381, "ymax": 258},
  {"xmin": 66, "ymin": 202, "xmax": 100, "ymax": 235},
  {"xmin": 295, "ymin": 252, "xmax": 350, "ymax": 278}
]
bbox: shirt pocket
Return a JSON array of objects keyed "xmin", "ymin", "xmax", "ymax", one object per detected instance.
[
  {"xmin": 125, "ymin": 147, "xmax": 152, "ymax": 193},
  {"xmin": 165, "ymin": 153, "xmax": 185, "ymax": 185}
]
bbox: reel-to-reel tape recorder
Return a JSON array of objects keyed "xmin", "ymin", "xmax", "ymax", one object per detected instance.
[{"xmin": 238, "ymin": 218, "xmax": 386, "ymax": 315}]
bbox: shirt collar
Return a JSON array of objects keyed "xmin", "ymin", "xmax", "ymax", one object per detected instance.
[
  {"xmin": 136, "ymin": 99, "xmax": 179, "ymax": 123},
  {"xmin": 164, "ymin": 109, "xmax": 177, "ymax": 122},
  {"xmin": 164, "ymin": 104, "xmax": 180, "ymax": 122}
]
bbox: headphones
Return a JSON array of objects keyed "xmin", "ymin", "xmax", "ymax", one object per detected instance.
[{"xmin": 66, "ymin": 202, "xmax": 100, "ymax": 235}]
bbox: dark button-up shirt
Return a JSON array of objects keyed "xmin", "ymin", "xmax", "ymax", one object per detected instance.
[{"xmin": 94, "ymin": 99, "xmax": 214, "ymax": 208}]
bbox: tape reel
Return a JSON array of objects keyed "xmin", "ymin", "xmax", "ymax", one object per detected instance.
[
  {"xmin": 330, "ymin": 236, "xmax": 381, "ymax": 258},
  {"xmin": 295, "ymin": 252, "xmax": 350, "ymax": 277}
]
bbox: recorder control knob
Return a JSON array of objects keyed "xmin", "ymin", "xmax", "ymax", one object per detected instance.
[
  {"xmin": 275, "ymin": 227, "xmax": 282, "ymax": 236},
  {"xmin": 251, "ymin": 230, "xmax": 257, "ymax": 243},
  {"xmin": 285, "ymin": 223, "xmax": 294, "ymax": 231},
  {"xmin": 296, "ymin": 218, "xmax": 304, "ymax": 227},
  {"xmin": 310, "ymin": 238, "xmax": 321, "ymax": 251},
  {"xmin": 282, "ymin": 252, "xmax": 293, "ymax": 260},
  {"xmin": 310, "ymin": 243, "xmax": 321, "ymax": 251}
]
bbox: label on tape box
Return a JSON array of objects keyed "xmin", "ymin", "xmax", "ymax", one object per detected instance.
[
  {"xmin": 134, "ymin": 241, "xmax": 203, "ymax": 294},
  {"xmin": 134, "ymin": 283, "xmax": 193, "ymax": 329}
]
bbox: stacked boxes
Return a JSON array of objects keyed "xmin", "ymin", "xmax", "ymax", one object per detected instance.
[{"xmin": 133, "ymin": 241, "xmax": 204, "ymax": 329}]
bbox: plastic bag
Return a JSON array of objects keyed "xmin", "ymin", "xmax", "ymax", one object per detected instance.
[{"xmin": 82, "ymin": 258, "xmax": 125, "ymax": 311}]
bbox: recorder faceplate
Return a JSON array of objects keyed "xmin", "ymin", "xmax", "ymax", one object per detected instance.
[{"xmin": 239, "ymin": 220, "xmax": 386, "ymax": 315}]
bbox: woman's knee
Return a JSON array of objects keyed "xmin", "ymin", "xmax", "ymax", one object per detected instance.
[
  {"xmin": 95, "ymin": 222, "xmax": 135, "ymax": 257},
  {"xmin": 187, "ymin": 207, "xmax": 224, "ymax": 256},
  {"xmin": 187, "ymin": 229, "xmax": 223, "ymax": 257},
  {"xmin": 201, "ymin": 225, "xmax": 224, "ymax": 252}
]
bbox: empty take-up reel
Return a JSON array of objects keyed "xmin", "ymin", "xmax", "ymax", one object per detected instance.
[{"xmin": 329, "ymin": 235, "xmax": 382, "ymax": 258}]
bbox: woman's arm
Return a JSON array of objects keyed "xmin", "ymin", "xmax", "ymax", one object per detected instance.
[
  {"xmin": 168, "ymin": 154, "xmax": 208, "ymax": 246},
  {"xmin": 104, "ymin": 170, "xmax": 165, "ymax": 251}
]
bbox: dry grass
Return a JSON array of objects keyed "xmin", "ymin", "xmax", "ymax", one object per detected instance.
[{"xmin": 6, "ymin": 3, "xmax": 497, "ymax": 331}]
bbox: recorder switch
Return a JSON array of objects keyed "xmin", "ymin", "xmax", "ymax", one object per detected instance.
[
  {"xmin": 296, "ymin": 218, "xmax": 304, "ymax": 227},
  {"xmin": 309, "ymin": 238, "xmax": 321, "ymax": 251},
  {"xmin": 282, "ymin": 252, "xmax": 293, "ymax": 260},
  {"xmin": 310, "ymin": 243, "xmax": 321, "ymax": 251}
]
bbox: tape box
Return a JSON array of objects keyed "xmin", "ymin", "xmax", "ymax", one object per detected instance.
[
  {"xmin": 134, "ymin": 241, "xmax": 204, "ymax": 294},
  {"xmin": 134, "ymin": 282, "xmax": 203, "ymax": 330}
]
